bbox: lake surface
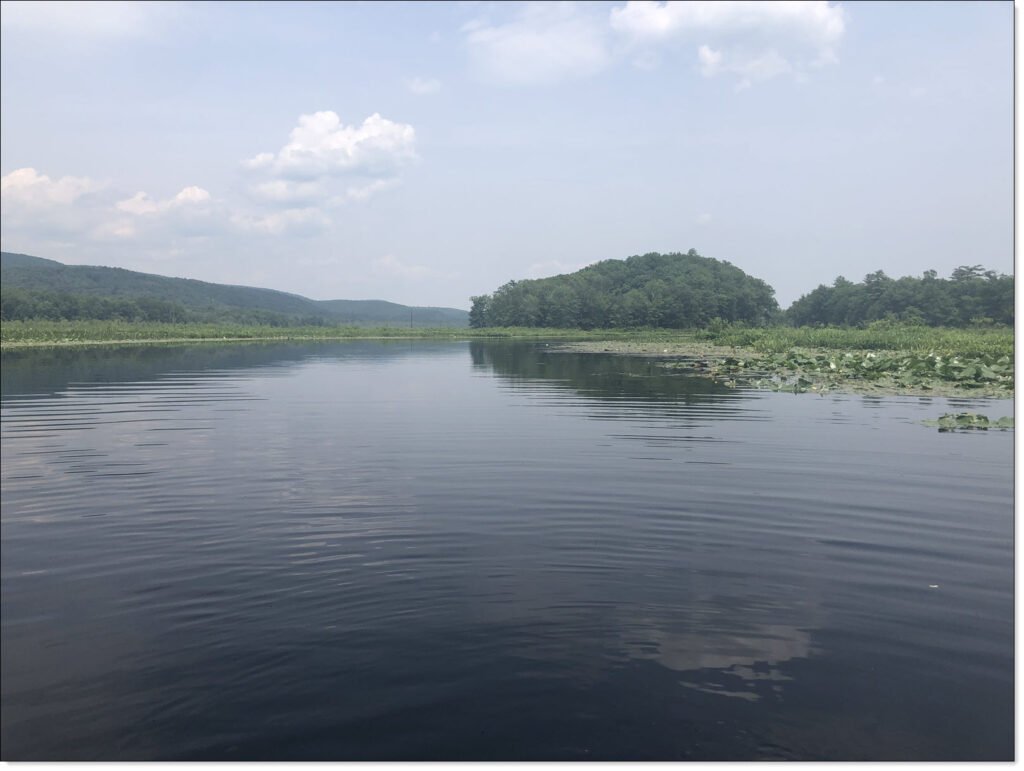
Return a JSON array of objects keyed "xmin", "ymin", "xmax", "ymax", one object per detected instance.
[{"xmin": 0, "ymin": 341, "xmax": 1013, "ymax": 760}]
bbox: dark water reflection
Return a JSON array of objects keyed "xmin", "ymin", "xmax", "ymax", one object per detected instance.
[{"xmin": 1, "ymin": 341, "xmax": 1013, "ymax": 760}]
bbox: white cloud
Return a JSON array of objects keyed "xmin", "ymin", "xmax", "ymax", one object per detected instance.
[
  {"xmin": 1, "ymin": 167, "xmax": 113, "ymax": 246},
  {"xmin": 697, "ymin": 44, "xmax": 722, "ymax": 76},
  {"xmin": 241, "ymin": 111, "xmax": 415, "ymax": 220},
  {"xmin": 611, "ymin": 1, "xmax": 844, "ymax": 53},
  {"xmin": 243, "ymin": 152, "xmax": 275, "ymax": 171},
  {"xmin": 696, "ymin": 212, "xmax": 712, "ymax": 225},
  {"xmin": 116, "ymin": 185, "xmax": 212, "ymax": 215},
  {"xmin": 245, "ymin": 111, "xmax": 416, "ymax": 181},
  {"xmin": 463, "ymin": 2, "xmax": 611, "ymax": 86},
  {"xmin": 1, "ymin": 167, "xmax": 106, "ymax": 206},
  {"xmin": 460, "ymin": 1, "xmax": 845, "ymax": 89},
  {"xmin": 108, "ymin": 185, "xmax": 224, "ymax": 242},
  {"xmin": 114, "ymin": 193, "xmax": 158, "ymax": 215},
  {"xmin": 3, "ymin": 109, "xmax": 417, "ymax": 264},
  {"xmin": 407, "ymin": 76, "xmax": 442, "ymax": 95},
  {"xmin": 611, "ymin": 1, "xmax": 845, "ymax": 86},
  {"xmin": 700, "ymin": 45, "xmax": 792, "ymax": 89},
  {"xmin": 174, "ymin": 186, "xmax": 211, "ymax": 205}
]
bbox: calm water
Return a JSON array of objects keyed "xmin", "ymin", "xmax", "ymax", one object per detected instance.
[{"xmin": 0, "ymin": 341, "xmax": 1013, "ymax": 760}]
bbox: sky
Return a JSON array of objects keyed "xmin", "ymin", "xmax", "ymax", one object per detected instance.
[{"xmin": 0, "ymin": 1, "xmax": 1013, "ymax": 310}]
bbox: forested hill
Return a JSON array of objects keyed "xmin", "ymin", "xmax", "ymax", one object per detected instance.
[
  {"xmin": 785, "ymin": 267, "xmax": 1013, "ymax": 327},
  {"xmin": 469, "ymin": 250, "xmax": 779, "ymax": 329},
  {"xmin": 0, "ymin": 252, "xmax": 468, "ymax": 327}
]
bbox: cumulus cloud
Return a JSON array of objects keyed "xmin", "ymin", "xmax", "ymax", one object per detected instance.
[
  {"xmin": 461, "ymin": 1, "xmax": 845, "ymax": 89},
  {"xmin": 116, "ymin": 186, "xmax": 211, "ymax": 215},
  {"xmin": 1, "ymin": 168, "xmax": 112, "ymax": 244},
  {"xmin": 611, "ymin": 1, "xmax": 845, "ymax": 87},
  {"xmin": 1, "ymin": 167, "xmax": 106, "ymax": 207},
  {"xmin": 463, "ymin": 2, "xmax": 611, "ymax": 86},
  {"xmin": 698, "ymin": 44, "xmax": 791, "ymax": 88},
  {"xmin": 406, "ymin": 76, "xmax": 442, "ymax": 95},
  {"xmin": 241, "ymin": 110, "xmax": 416, "ymax": 216},
  {"xmin": 4, "ymin": 107, "xmax": 416, "ymax": 262},
  {"xmin": 105, "ymin": 185, "xmax": 226, "ymax": 243},
  {"xmin": 245, "ymin": 111, "xmax": 416, "ymax": 181},
  {"xmin": 610, "ymin": 1, "xmax": 844, "ymax": 53}
]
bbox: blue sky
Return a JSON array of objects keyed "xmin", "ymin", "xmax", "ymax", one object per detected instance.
[{"xmin": 0, "ymin": 1, "xmax": 1012, "ymax": 309}]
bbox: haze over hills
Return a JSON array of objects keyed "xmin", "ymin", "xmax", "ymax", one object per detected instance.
[{"xmin": 0, "ymin": 252, "xmax": 468, "ymax": 327}]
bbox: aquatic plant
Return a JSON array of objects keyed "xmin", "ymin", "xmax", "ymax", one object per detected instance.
[
  {"xmin": 659, "ymin": 347, "xmax": 1013, "ymax": 397},
  {"xmin": 921, "ymin": 413, "xmax": 1014, "ymax": 432}
]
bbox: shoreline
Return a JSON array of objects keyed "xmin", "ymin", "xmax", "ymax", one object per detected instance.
[
  {"xmin": 551, "ymin": 340, "xmax": 1014, "ymax": 400},
  {"xmin": 2, "ymin": 325, "xmax": 1012, "ymax": 400}
]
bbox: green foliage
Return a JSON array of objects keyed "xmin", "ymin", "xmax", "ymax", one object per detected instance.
[
  {"xmin": 0, "ymin": 251, "xmax": 468, "ymax": 327},
  {"xmin": 922, "ymin": 413, "xmax": 1014, "ymax": 431},
  {"xmin": 2, "ymin": 287, "xmax": 190, "ymax": 323},
  {"xmin": 557, "ymin": 323, "xmax": 1013, "ymax": 397},
  {"xmin": 694, "ymin": 322, "xmax": 1013, "ymax": 357},
  {"xmin": 786, "ymin": 266, "xmax": 1013, "ymax": 327},
  {"xmin": 673, "ymin": 349, "xmax": 1014, "ymax": 396},
  {"xmin": 1, "ymin": 321, "xmax": 661, "ymax": 347},
  {"xmin": 469, "ymin": 250, "xmax": 778, "ymax": 329}
]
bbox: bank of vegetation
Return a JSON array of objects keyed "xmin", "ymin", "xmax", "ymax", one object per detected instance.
[
  {"xmin": 470, "ymin": 250, "xmax": 779, "ymax": 328},
  {"xmin": 556, "ymin": 322, "xmax": 1014, "ymax": 398},
  {"xmin": 469, "ymin": 252, "xmax": 1012, "ymax": 330},
  {"xmin": 786, "ymin": 265, "xmax": 1013, "ymax": 327},
  {"xmin": 0, "ymin": 320, "xmax": 652, "ymax": 347},
  {"xmin": 2, "ymin": 249, "xmax": 1013, "ymax": 397}
]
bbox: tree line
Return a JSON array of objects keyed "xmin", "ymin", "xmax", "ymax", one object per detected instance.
[
  {"xmin": 470, "ymin": 251, "xmax": 779, "ymax": 329},
  {"xmin": 0, "ymin": 287, "xmax": 333, "ymax": 326},
  {"xmin": 469, "ymin": 252, "xmax": 1012, "ymax": 329},
  {"xmin": 786, "ymin": 265, "xmax": 1013, "ymax": 327},
  {"xmin": 3, "ymin": 254, "xmax": 1012, "ymax": 329}
]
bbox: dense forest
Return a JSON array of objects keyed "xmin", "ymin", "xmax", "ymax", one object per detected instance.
[
  {"xmin": 0, "ymin": 286, "xmax": 330, "ymax": 326},
  {"xmin": 469, "ymin": 251, "xmax": 779, "ymax": 329},
  {"xmin": 785, "ymin": 266, "xmax": 1013, "ymax": 327},
  {"xmin": 2, "ymin": 251, "xmax": 1012, "ymax": 330},
  {"xmin": 469, "ymin": 252, "xmax": 1012, "ymax": 330},
  {"xmin": 0, "ymin": 252, "xmax": 468, "ymax": 327}
]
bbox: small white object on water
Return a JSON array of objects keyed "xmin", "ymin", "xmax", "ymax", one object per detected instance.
[{"xmin": 928, "ymin": 584, "xmax": 939, "ymax": 589}]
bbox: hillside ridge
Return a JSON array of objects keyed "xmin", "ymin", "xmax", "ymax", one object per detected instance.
[{"xmin": 1, "ymin": 252, "xmax": 468, "ymax": 326}]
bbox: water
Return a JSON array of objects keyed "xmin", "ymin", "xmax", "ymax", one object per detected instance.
[{"xmin": 0, "ymin": 341, "xmax": 1013, "ymax": 760}]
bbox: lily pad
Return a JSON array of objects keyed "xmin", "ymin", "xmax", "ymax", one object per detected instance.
[{"xmin": 922, "ymin": 412, "xmax": 1014, "ymax": 432}]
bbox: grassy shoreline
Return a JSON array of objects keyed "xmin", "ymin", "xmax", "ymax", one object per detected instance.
[
  {"xmin": 0, "ymin": 321, "xmax": 609, "ymax": 348},
  {"xmin": 554, "ymin": 335, "xmax": 1013, "ymax": 398},
  {"xmin": 1, "ymin": 319, "xmax": 1012, "ymax": 348},
  {"xmin": 1, "ymin": 320, "xmax": 1012, "ymax": 399}
]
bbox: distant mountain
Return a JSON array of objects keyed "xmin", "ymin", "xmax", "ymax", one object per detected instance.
[{"xmin": 0, "ymin": 252, "xmax": 468, "ymax": 327}]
